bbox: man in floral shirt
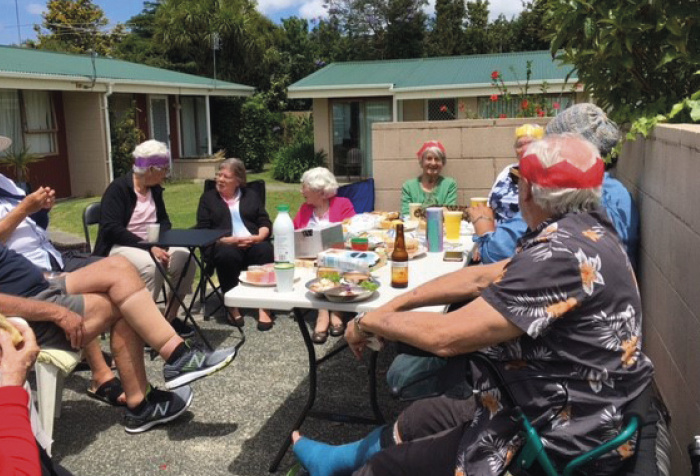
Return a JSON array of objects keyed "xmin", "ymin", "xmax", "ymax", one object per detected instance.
[{"xmin": 290, "ymin": 133, "xmax": 654, "ymax": 476}]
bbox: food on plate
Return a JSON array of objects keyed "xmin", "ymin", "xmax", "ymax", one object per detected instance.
[
  {"xmin": 359, "ymin": 280, "xmax": 380, "ymax": 292},
  {"xmin": 246, "ymin": 266, "xmax": 265, "ymax": 283},
  {"xmin": 0, "ymin": 313, "xmax": 23, "ymax": 346},
  {"xmin": 380, "ymin": 219, "xmax": 404, "ymax": 230},
  {"xmin": 343, "ymin": 271, "xmax": 371, "ymax": 284},
  {"xmin": 317, "ymin": 267, "xmax": 342, "ymax": 281},
  {"xmin": 385, "ymin": 237, "xmax": 420, "ymax": 252},
  {"xmin": 308, "ymin": 278, "xmax": 338, "ymax": 293}
]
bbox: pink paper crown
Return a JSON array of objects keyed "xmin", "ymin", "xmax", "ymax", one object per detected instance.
[{"xmin": 520, "ymin": 153, "xmax": 604, "ymax": 189}]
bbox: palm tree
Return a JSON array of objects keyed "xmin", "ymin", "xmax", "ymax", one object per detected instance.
[{"xmin": 0, "ymin": 146, "xmax": 44, "ymax": 188}]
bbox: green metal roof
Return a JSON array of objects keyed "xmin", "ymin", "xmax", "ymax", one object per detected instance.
[
  {"xmin": 289, "ymin": 50, "xmax": 576, "ymax": 93},
  {"xmin": 0, "ymin": 45, "xmax": 254, "ymax": 94}
]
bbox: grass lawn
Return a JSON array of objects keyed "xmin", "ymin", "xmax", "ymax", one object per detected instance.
[{"xmin": 50, "ymin": 167, "xmax": 304, "ymax": 238}]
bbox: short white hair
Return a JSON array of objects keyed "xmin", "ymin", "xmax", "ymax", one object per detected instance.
[
  {"xmin": 133, "ymin": 140, "xmax": 169, "ymax": 175},
  {"xmin": 525, "ymin": 134, "xmax": 602, "ymax": 215},
  {"xmin": 420, "ymin": 146, "xmax": 446, "ymax": 164},
  {"xmin": 300, "ymin": 167, "xmax": 339, "ymax": 199}
]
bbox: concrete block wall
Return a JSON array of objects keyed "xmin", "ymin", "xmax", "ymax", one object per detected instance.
[
  {"xmin": 371, "ymin": 118, "xmax": 548, "ymax": 211},
  {"xmin": 617, "ymin": 124, "xmax": 700, "ymax": 475}
]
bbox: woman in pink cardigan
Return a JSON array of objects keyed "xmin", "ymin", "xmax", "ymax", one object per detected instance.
[{"xmin": 293, "ymin": 167, "xmax": 355, "ymax": 344}]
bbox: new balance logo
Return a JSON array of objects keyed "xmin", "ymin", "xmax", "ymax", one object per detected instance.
[
  {"xmin": 153, "ymin": 401, "xmax": 170, "ymax": 418},
  {"xmin": 184, "ymin": 352, "xmax": 206, "ymax": 371}
]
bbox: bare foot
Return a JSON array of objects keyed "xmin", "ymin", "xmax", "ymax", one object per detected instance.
[
  {"xmin": 292, "ymin": 431, "xmax": 302, "ymax": 444},
  {"xmin": 258, "ymin": 308, "xmax": 273, "ymax": 324}
]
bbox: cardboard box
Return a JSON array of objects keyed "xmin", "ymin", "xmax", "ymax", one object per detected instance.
[{"xmin": 294, "ymin": 223, "xmax": 344, "ymax": 258}]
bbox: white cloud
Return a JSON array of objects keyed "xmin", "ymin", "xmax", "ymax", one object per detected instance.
[
  {"xmin": 488, "ymin": 0, "xmax": 525, "ymax": 20},
  {"xmin": 257, "ymin": 0, "xmax": 300, "ymax": 15},
  {"xmin": 26, "ymin": 3, "xmax": 45, "ymax": 15},
  {"xmin": 298, "ymin": 0, "xmax": 325, "ymax": 20}
]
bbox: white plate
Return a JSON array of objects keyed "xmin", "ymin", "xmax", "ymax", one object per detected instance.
[{"xmin": 240, "ymin": 272, "xmax": 301, "ymax": 287}]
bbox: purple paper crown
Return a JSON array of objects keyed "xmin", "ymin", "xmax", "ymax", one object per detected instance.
[{"xmin": 134, "ymin": 154, "xmax": 170, "ymax": 168}]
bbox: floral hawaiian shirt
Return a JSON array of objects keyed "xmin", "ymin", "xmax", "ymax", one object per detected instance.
[
  {"xmin": 456, "ymin": 209, "xmax": 654, "ymax": 476},
  {"xmin": 488, "ymin": 164, "xmax": 520, "ymax": 223}
]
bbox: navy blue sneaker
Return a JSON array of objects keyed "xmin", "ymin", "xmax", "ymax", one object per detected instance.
[{"xmin": 124, "ymin": 385, "xmax": 193, "ymax": 433}]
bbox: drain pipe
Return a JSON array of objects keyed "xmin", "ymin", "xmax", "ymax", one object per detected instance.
[{"xmin": 103, "ymin": 83, "xmax": 114, "ymax": 183}]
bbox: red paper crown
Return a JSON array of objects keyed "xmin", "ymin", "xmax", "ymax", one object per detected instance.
[
  {"xmin": 416, "ymin": 140, "xmax": 446, "ymax": 158},
  {"xmin": 520, "ymin": 153, "xmax": 604, "ymax": 189}
]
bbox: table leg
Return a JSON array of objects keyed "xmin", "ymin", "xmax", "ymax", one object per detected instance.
[{"xmin": 269, "ymin": 307, "xmax": 316, "ymax": 473}]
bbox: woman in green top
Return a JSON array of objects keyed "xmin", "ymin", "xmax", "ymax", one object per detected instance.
[{"xmin": 401, "ymin": 140, "xmax": 458, "ymax": 216}]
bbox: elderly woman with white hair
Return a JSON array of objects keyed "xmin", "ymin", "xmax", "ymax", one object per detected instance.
[
  {"xmin": 196, "ymin": 158, "xmax": 275, "ymax": 330},
  {"xmin": 94, "ymin": 140, "xmax": 196, "ymax": 337},
  {"xmin": 293, "ymin": 167, "xmax": 355, "ymax": 344},
  {"xmin": 400, "ymin": 140, "xmax": 457, "ymax": 216}
]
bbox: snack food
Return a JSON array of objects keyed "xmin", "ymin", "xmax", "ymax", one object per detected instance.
[
  {"xmin": 0, "ymin": 313, "xmax": 23, "ymax": 346},
  {"xmin": 380, "ymin": 219, "xmax": 403, "ymax": 230},
  {"xmin": 385, "ymin": 237, "xmax": 420, "ymax": 252}
]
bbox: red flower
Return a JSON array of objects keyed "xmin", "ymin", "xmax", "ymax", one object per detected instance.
[
  {"xmin": 491, "ymin": 71, "xmax": 500, "ymax": 80},
  {"xmin": 439, "ymin": 105, "xmax": 448, "ymax": 112},
  {"xmin": 458, "ymin": 102, "xmax": 465, "ymax": 111},
  {"xmin": 521, "ymin": 99, "xmax": 529, "ymax": 110},
  {"xmin": 537, "ymin": 109, "xmax": 546, "ymax": 117},
  {"xmin": 499, "ymin": 113, "xmax": 507, "ymax": 119},
  {"xmin": 553, "ymin": 102, "xmax": 561, "ymax": 110},
  {"xmin": 490, "ymin": 94, "xmax": 498, "ymax": 102}
]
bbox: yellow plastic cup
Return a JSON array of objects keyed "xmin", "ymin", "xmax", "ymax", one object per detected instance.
[
  {"xmin": 444, "ymin": 211, "xmax": 462, "ymax": 242},
  {"xmin": 470, "ymin": 197, "xmax": 488, "ymax": 208}
]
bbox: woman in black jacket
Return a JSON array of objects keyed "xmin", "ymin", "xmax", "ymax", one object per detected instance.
[
  {"xmin": 196, "ymin": 158, "xmax": 274, "ymax": 331},
  {"xmin": 94, "ymin": 140, "xmax": 195, "ymax": 337}
]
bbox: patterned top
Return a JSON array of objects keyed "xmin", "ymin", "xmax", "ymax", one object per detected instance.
[
  {"xmin": 488, "ymin": 164, "xmax": 519, "ymax": 223},
  {"xmin": 456, "ymin": 209, "xmax": 653, "ymax": 475}
]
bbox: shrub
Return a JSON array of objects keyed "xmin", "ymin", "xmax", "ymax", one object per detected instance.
[
  {"xmin": 110, "ymin": 106, "xmax": 144, "ymax": 178},
  {"xmin": 272, "ymin": 141, "xmax": 326, "ymax": 183},
  {"xmin": 238, "ymin": 93, "xmax": 282, "ymax": 172}
]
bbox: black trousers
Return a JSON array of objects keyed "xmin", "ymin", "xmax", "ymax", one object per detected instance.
[
  {"xmin": 212, "ymin": 241, "xmax": 274, "ymax": 293},
  {"xmin": 354, "ymin": 395, "xmax": 476, "ymax": 476}
]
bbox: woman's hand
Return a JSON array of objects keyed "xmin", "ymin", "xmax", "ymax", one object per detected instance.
[{"xmin": 151, "ymin": 246, "xmax": 171, "ymax": 266}]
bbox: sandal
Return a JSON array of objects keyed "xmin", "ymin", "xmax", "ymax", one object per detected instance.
[
  {"xmin": 226, "ymin": 310, "xmax": 244, "ymax": 328},
  {"xmin": 311, "ymin": 330, "xmax": 328, "ymax": 345},
  {"xmin": 86, "ymin": 377, "xmax": 126, "ymax": 407},
  {"xmin": 74, "ymin": 350, "xmax": 115, "ymax": 373}
]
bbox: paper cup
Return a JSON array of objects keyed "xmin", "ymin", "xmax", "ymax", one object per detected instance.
[
  {"xmin": 147, "ymin": 223, "xmax": 160, "ymax": 242},
  {"xmin": 274, "ymin": 262, "xmax": 295, "ymax": 293},
  {"xmin": 408, "ymin": 203, "xmax": 422, "ymax": 220},
  {"xmin": 470, "ymin": 197, "xmax": 488, "ymax": 208}
]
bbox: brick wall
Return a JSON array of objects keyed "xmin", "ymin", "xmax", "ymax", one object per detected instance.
[
  {"xmin": 371, "ymin": 118, "xmax": 548, "ymax": 211},
  {"xmin": 617, "ymin": 124, "xmax": 700, "ymax": 475}
]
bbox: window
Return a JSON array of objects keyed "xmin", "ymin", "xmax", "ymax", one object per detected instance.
[
  {"xmin": 0, "ymin": 89, "xmax": 57, "ymax": 156},
  {"xmin": 180, "ymin": 96, "xmax": 208, "ymax": 157},
  {"xmin": 428, "ymin": 98, "xmax": 456, "ymax": 121},
  {"xmin": 478, "ymin": 94, "xmax": 574, "ymax": 119}
]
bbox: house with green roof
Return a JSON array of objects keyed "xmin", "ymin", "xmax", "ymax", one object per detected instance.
[
  {"xmin": 288, "ymin": 50, "xmax": 584, "ymax": 179},
  {"xmin": 0, "ymin": 45, "xmax": 254, "ymax": 197}
]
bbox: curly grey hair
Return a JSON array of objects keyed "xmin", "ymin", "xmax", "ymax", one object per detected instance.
[{"xmin": 300, "ymin": 167, "xmax": 339, "ymax": 199}]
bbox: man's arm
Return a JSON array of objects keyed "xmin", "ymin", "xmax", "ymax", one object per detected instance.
[
  {"xmin": 378, "ymin": 259, "xmax": 509, "ymax": 313},
  {"xmin": 352, "ymin": 296, "xmax": 522, "ymax": 358},
  {"xmin": 0, "ymin": 187, "xmax": 54, "ymax": 243}
]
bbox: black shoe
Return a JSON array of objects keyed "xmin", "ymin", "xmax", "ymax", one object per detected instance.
[
  {"xmin": 171, "ymin": 318, "xmax": 195, "ymax": 338},
  {"xmin": 257, "ymin": 320, "xmax": 274, "ymax": 332},
  {"xmin": 124, "ymin": 385, "xmax": 193, "ymax": 434}
]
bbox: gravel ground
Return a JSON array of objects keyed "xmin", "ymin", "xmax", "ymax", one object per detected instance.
[{"xmin": 43, "ymin": 301, "xmax": 407, "ymax": 476}]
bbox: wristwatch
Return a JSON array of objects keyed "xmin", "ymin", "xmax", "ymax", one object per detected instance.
[{"xmin": 353, "ymin": 312, "xmax": 372, "ymax": 338}]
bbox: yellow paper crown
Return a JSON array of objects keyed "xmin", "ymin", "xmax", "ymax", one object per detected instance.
[{"xmin": 515, "ymin": 124, "xmax": 544, "ymax": 140}]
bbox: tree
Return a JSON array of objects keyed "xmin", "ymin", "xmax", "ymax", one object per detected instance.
[
  {"xmin": 323, "ymin": 0, "xmax": 428, "ymax": 60},
  {"xmin": 462, "ymin": 0, "xmax": 490, "ymax": 54},
  {"xmin": 32, "ymin": 0, "xmax": 124, "ymax": 56},
  {"xmin": 426, "ymin": 0, "xmax": 466, "ymax": 57},
  {"xmin": 152, "ymin": 0, "xmax": 278, "ymax": 89},
  {"xmin": 113, "ymin": 2, "xmax": 176, "ymax": 69},
  {"xmin": 509, "ymin": 0, "xmax": 549, "ymax": 52},
  {"xmin": 545, "ymin": 0, "xmax": 700, "ymax": 124}
]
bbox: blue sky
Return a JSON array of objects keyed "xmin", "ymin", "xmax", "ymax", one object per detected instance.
[{"xmin": 0, "ymin": 0, "xmax": 524, "ymax": 46}]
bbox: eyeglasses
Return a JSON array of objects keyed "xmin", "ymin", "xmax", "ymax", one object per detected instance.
[{"xmin": 509, "ymin": 166, "xmax": 521, "ymax": 185}]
